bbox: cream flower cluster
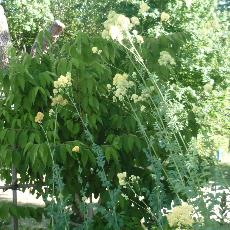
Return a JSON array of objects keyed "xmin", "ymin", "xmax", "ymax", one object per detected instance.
[
  {"xmin": 158, "ymin": 51, "xmax": 176, "ymax": 66},
  {"xmin": 139, "ymin": 1, "xmax": 150, "ymax": 15},
  {"xmin": 92, "ymin": 47, "xmax": 102, "ymax": 55},
  {"xmin": 51, "ymin": 73, "xmax": 72, "ymax": 106},
  {"xmin": 131, "ymin": 16, "xmax": 140, "ymax": 26},
  {"xmin": 48, "ymin": 109, "xmax": 55, "ymax": 117},
  {"xmin": 184, "ymin": 0, "xmax": 193, "ymax": 8},
  {"xmin": 102, "ymin": 11, "xmax": 142, "ymax": 43},
  {"xmin": 35, "ymin": 112, "xmax": 44, "ymax": 124},
  {"xmin": 166, "ymin": 202, "xmax": 194, "ymax": 228},
  {"xmin": 131, "ymin": 87, "xmax": 154, "ymax": 103},
  {"xmin": 131, "ymin": 94, "xmax": 141, "ymax": 103},
  {"xmin": 203, "ymin": 79, "xmax": 214, "ymax": 93},
  {"xmin": 51, "ymin": 95, "xmax": 68, "ymax": 106},
  {"xmin": 117, "ymin": 172, "xmax": 127, "ymax": 186},
  {"xmin": 160, "ymin": 12, "xmax": 170, "ymax": 22},
  {"xmin": 129, "ymin": 174, "xmax": 140, "ymax": 183},
  {"xmin": 102, "ymin": 11, "xmax": 131, "ymax": 42},
  {"xmin": 203, "ymin": 83, "xmax": 213, "ymax": 92},
  {"xmin": 72, "ymin": 145, "xmax": 80, "ymax": 153},
  {"xmin": 140, "ymin": 105, "xmax": 146, "ymax": 112},
  {"xmin": 53, "ymin": 72, "xmax": 72, "ymax": 91},
  {"xmin": 112, "ymin": 73, "xmax": 134, "ymax": 101}
]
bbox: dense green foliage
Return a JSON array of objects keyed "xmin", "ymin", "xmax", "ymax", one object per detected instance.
[{"xmin": 0, "ymin": 0, "xmax": 229, "ymax": 229}]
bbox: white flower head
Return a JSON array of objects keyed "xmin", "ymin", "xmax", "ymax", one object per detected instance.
[
  {"xmin": 140, "ymin": 105, "xmax": 146, "ymax": 112},
  {"xmin": 102, "ymin": 11, "xmax": 132, "ymax": 43},
  {"xmin": 48, "ymin": 109, "xmax": 55, "ymax": 117},
  {"xmin": 102, "ymin": 29, "xmax": 110, "ymax": 39},
  {"xmin": 117, "ymin": 14, "xmax": 131, "ymax": 30},
  {"xmin": 140, "ymin": 217, "xmax": 145, "ymax": 224},
  {"xmin": 53, "ymin": 89, "xmax": 58, "ymax": 95},
  {"xmin": 51, "ymin": 95, "xmax": 68, "ymax": 106},
  {"xmin": 72, "ymin": 145, "xmax": 80, "ymax": 153},
  {"xmin": 161, "ymin": 12, "xmax": 170, "ymax": 22},
  {"xmin": 107, "ymin": 84, "xmax": 112, "ymax": 90},
  {"xmin": 136, "ymin": 35, "xmax": 144, "ymax": 44},
  {"xmin": 112, "ymin": 73, "xmax": 134, "ymax": 101},
  {"xmin": 121, "ymin": 193, "xmax": 128, "ymax": 200},
  {"xmin": 139, "ymin": 196, "xmax": 145, "ymax": 201},
  {"xmin": 158, "ymin": 51, "xmax": 176, "ymax": 66},
  {"xmin": 167, "ymin": 202, "xmax": 194, "ymax": 227},
  {"xmin": 139, "ymin": 1, "xmax": 150, "ymax": 14},
  {"xmin": 184, "ymin": 0, "xmax": 193, "ymax": 8},
  {"xmin": 131, "ymin": 16, "xmax": 140, "ymax": 26},
  {"xmin": 92, "ymin": 47, "xmax": 98, "ymax": 53},
  {"xmin": 203, "ymin": 83, "xmax": 213, "ymax": 92},
  {"xmin": 109, "ymin": 25, "xmax": 124, "ymax": 42},
  {"xmin": 35, "ymin": 112, "xmax": 44, "ymax": 124},
  {"xmin": 131, "ymin": 94, "xmax": 140, "ymax": 103},
  {"xmin": 53, "ymin": 73, "xmax": 72, "ymax": 90},
  {"xmin": 132, "ymin": 30, "xmax": 138, "ymax": 36},
  {"xmin": 117, "ymin": 172, "xmax": 127, "ymax": 186}
]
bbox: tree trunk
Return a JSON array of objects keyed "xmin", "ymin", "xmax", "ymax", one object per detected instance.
[
  {"xmin": 31, "ymin": 20, "xmax": 65, "ymax": 57},
  {"xmin": 0, "ymin": 5, "xmax": 11, "ymax": 68}
]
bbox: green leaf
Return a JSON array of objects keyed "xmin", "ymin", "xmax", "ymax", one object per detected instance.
[
  {"xmin": 65, "ymin": 144, "xmax": 72, "ymax": 154},
  {"xmin": 9, "ymin": 205, "xmax": 19, "ymax": 218},
  {"xmin": 104, "ymin": 146, "xmax": 118, "ymax": 163},
  {"xmin": 59, "ymin": 145, "xmax": 67, "ymax": 163},
  {"xmin": 38, "ymin": 72, "xmax": 53, "ymax": 88},
  {"xmin": 17, "ymin": 75, "xmax": 26, "ymax": 91},
  {"xmin": 39, "ymin": 144, "xmax": 48, "ymax": 166},
  {"xmin": 86, "ymin": 78, "xmax": 94, "ymax": 93},
  {"xmin": 0, "ymin": 129, "xmax": 7, "ymax": 142},
  {"xmin": 91, "ymin": 97, "xmax": 99, "ymax": 111},
  {"xmin": 89, "ymin": 114, "xmax": 97, "ymax": 129},
  {"xmin": 81, "ymin": 149, "xmax": 89, "ymax": 167},
  {"xmin": 112, "ymin": 136, "xmax": 122, "ymax": 150},
  {"xmin": 28, "ymin": 133, "xmax": 36, "ymax": 143},
  {"xmin": 88, "ymin": 151, "xmax": 96, "ymax": 166},
  {"xmin": 124, "ymin": 134, "xmax": 135, "ymax": 152},
  {"xmin": 6, "ymin": 129, "xmax": 16, "ymax": 145},
  {"xmin": 66, "ymin": 120, "xmax": 73, "ymax": 131},
  {"xmin": 23, "ymin": 142, "xmax": 33, "ymax": 155},
  {"xmin": 57, "ymin": 58, "xmax": 68, "ymax": 76},
  {"xmin": 81, "ymin": 97, "xmax": 89, "ymax": 111},
  {"xmin": 0, "ymin": 203, "xmax": 9, "ymax": 218},
  {"xmin": 5, "ymin": 151, "xmax": 12, "ymax": 166},
  {"xmin": 0, "ymin": 145, "xmax": 8, "ymax": 161},
  {"xmin": 18, "ymin": 131, "xmax": 28, "ymax": 148},
  {"xmin": 125, "ymin": 116, "xmax": 136, "ymax": 132},
  {"xmin": 111, "ymin": 115, "xmax": 122, "ymax": 129},
  {"xmin": 28, "ymin": 87, "xmax": 39, "ymax": 105},
  {"xmin": 29, "ymin": 144, "xmax": 39, "ymax": 166},
  {"xmin": 73, "ymin": 123, "xmax": 80, "ymax": 135},
  {"xmin": 104, "ymin": 146, "xmax": 111, "ymax": 162}
]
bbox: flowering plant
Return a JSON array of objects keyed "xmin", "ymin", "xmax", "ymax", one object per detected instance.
[{"xmin": 0, "ymin": 0, "xmax": 229, "ymax": 229}]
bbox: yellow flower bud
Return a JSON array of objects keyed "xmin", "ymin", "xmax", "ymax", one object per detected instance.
[
  {"xmin": 72, "ymin": 146, "xmax": 80, "ymax": 153},
  {"xmin": 35, "ymin": 112, "xmax": 44, "ymax": 124}
]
